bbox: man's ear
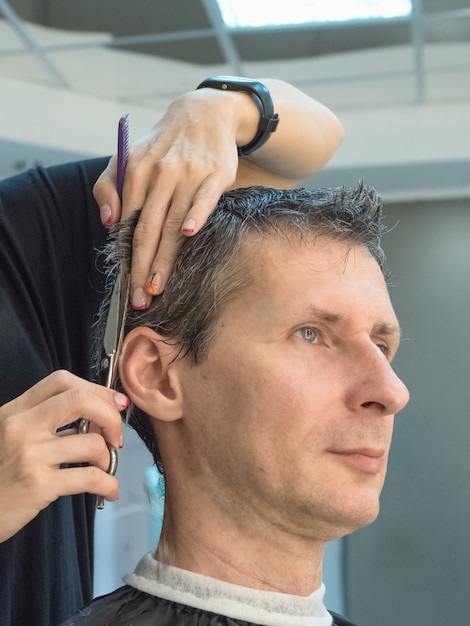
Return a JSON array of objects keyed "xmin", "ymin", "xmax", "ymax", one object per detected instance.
[{"xmin": 118, "ymin": 327, "xmax": 183, "ymax": 421}]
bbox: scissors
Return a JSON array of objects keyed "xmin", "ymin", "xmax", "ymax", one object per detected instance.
[
  {"xmin": 78, "ymin": 113, "xmax": 130, "ymax": 509},
  {"xmin": 78, "ymin": 271, "xmax": 130, "ymax": 508}
]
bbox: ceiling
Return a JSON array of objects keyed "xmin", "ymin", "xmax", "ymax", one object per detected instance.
[
  {"xmin": 2, "ymin": 0, "xmax": 470, "ymax": 94},
  {"xmin": 0, "ymin": 0, "xmax": 469, "ymax": 199},
  {"xmin": 2, "ymin": 0, "xmax": 470, "ymax": 65}
]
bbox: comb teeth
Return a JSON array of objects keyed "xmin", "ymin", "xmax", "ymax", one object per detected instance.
[{"xmin": 116, "ymin": 113, "xmax": 130, "ymax": 202}]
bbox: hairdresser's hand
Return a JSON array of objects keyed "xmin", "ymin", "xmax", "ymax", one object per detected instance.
[
  {"xmin": 93, "ymin": 88, "xmax": 258, "ymax": 309},
  {"xmin": 94, "ymin": 80, "xmax": 343, "ymax": 307},
  {"xmin": 0, "ymin": 370, "xmax": 127, "ymax": 543}
]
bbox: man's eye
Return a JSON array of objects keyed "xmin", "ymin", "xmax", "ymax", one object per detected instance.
[
  {"xmin": 298, "ymin": 327, "xmax": 319, "ymax": 343},
  {"xmin": 377, "ymin": 343, "xmax": 393, "ymax": 360}
]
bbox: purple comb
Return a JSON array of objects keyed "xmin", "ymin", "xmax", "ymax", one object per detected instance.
[{"xmin": 116, "ymin": 113, "xmax": 129, "ymax": 202}]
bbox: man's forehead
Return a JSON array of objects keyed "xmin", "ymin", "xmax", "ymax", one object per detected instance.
[
  {"xmin": 242, "ymin": 232, "xmax": 379, "ymax": 278},
  {"xmin": 235, "ymin": 234, "xmax": 396, "ymax": 324}
]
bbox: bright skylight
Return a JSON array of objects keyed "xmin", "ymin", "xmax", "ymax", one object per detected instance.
[{"xmin": 217, "ymin": 0, "xmax": 412, "ymax": 28}]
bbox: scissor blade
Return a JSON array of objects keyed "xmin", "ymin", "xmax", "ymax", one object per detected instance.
[
  {"xmin": 103, "ymin": 276, "xmax": 121, "ymax": 360},
  {"xmin": 102, "ymin": 271, "xmax": 129, "ymax": 389}
]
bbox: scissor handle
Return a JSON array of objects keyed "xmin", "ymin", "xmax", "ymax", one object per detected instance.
[
  {"xmin": 96, "ymin": 445, "xmax": 119, "ymax": 509},
  {"xmin": 78, "ymin": 418, "xmax": 118, "ymax": 509}
]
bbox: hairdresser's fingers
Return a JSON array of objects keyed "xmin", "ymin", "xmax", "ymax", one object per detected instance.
[
  {"xmin": 57, "ymin": 465, "xmax": 119, "ymax": 500},
  {"xmin": 0, "ymin": 370, "xmax": 127, "ymax": 450},
  {"xmin": 93, "ymin": 141, "xmax": 164, "ymax": 236},
  {"xmin": 0, "ymin": 393, "xmax": 122, "ymax": 543},
  {"xmin": 126, "ymin": 137, "xmax": 238, "ymax": 303},
  {"xmin": 93, "ymin": 156, "xmax": 122, "ymax": 228},
  {"xmin": 127, "ymin": 164, "xmax": 199, "ymax": 296},
  {"xmin": 0, "ymin": 394, "xmax": 122, "ymax": 481},
  {"xmin": 93, "ymin": 132, "xmax": 183, "ymax": 228},
  {"xmin": 93, "ymin": 150, "xmax": 150, "ymax": 226},
  {"xmin": 108, "ymin": 147, "xmax": 173, "ymax": 310},
  {"xmin": 144, "ymin": 167, "xmax": 237, "ymax": 296},
  {"xmin": 39, "ymin": 430, "xmax": 117, "ymax": 473},
  {"xmin": 119, "ymin": 146, "xmax": 157, "ymax": 221},
  {"xmin": 0, "ymin": 459, "xmax": 119, "ymax": 543}
]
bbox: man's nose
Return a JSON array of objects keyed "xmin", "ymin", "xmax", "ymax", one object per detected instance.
[{"xmin": 345, "ymin": 345, "xmax": 410, "ymax": 416}]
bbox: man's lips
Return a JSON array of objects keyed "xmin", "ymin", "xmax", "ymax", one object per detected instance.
[{"xmin": 330, "ymin": 448, "xmax": 386, "ymax": 474}]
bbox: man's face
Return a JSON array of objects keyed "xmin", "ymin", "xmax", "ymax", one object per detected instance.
[{"xmin": 174, "ymin": 234, "xmax": 410, "ymax": 541}]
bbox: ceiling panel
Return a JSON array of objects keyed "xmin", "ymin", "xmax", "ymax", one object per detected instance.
[
  {"xmin": 0, "ymin": 0, "xmax": 469, "ymax": 196},
  {"xmin": 4, "ymin": 0, "xmax": 470, "ymax": 65}
]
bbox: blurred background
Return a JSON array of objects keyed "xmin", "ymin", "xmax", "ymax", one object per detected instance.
[{"xmin": 1, "ymin": 1, "xmax": 469, "ymax": 624}]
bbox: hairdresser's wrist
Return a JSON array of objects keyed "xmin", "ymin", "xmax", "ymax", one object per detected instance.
[
  {"xmin": 187, "ymin": 87, "xmax": 261, "ymax": 155},
  {"xmin": 196, "ymin": 76, "xmax": 280, "ymax": 156},
  {"xmin": 231, "ymin": 90, "xmax": 265, "ymax": 153}
]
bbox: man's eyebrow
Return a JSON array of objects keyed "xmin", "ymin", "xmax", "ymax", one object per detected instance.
[
  {"xmin": 372, "ymin": 322, "xmax": 402, "ymax": 339},
  {"xmin": 306, "ymin": 307, "xmax": 342, "ymax": 324},
  {"xmin": 306, "ymin": 307, "xmax": 402, "ymax": 340}
]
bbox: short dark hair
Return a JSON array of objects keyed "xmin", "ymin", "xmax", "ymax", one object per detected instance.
[{"xmin": 94, "ymin": 183, "xmax": 387, "ymax": 471}]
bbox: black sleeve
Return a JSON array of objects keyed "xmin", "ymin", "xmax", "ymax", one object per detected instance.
[
  {"xmin": 0, "ymin": 157, "xmax": 111, "ymax": 396},
  {"xmin": 0, "ymin": 157, "xmax": 112, "ymax": 626}
]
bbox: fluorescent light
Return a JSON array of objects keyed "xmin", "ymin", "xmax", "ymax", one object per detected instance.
[{"xmin": 217, "ymin": 0, "xmax": 412, "ymax": 28}]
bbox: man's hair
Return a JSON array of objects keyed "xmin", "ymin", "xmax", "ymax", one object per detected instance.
[{"xmin": 94, "ymin": 183, "xmax": 387, "ymax": 471}]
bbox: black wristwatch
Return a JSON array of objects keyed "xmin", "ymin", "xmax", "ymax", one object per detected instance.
[{"xmin": 196, "ymin": 76, "xmax": 280, "ymax": 156}]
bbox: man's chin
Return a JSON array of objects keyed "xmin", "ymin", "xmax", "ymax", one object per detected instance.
[{"xmin": 321, "ymin": 498, "xmax": 382, "ymax": 541}]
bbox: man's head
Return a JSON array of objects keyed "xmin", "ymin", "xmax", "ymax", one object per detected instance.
[{"xmin": 100, "ymin": 183, "xmax": 409, "ymax": 541}]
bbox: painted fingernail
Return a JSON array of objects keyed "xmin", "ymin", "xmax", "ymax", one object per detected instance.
[
  {"xmin": 182, "ymin": 218, "xmax": 196, "ymax": 235},
  {"xmin": 132, "ymin": 287, "xmax": 149, "ymax": 310},
  {"xmin": 114, "ymin": 393, "xmax": 129, "ymax": 409},
  {"xmin": 119, "ymin": 432, "xmax": 124, "ymax": 449},
  {"xmin": 145, "ymin": 272, "xmax": 162, "ymax": 296},
  {"xmin": 100, "ymin": 204, "xmax": 113, "ymax": 227}
]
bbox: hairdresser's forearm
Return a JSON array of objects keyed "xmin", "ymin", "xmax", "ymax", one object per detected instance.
[{"xmin": 236, "ymin": 78, "xmax": 344, "ymax": 187}]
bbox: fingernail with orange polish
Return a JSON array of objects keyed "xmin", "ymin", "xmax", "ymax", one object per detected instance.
[{"xmin": 145, "ymin": 272, "xmax": 162, "ymax": 295}]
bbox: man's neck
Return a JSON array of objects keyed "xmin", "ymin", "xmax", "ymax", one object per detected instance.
[{"xmin": 155, "ymin": 500, "xmax": 325, "ymax": 596}]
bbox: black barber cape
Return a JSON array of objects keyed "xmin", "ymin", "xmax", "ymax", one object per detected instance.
[
  {"xmin": 0, "ymin": 158, "xmax": 110, "ymax": 626},
  {"xmin": 60, "ymin": 585, "xmax": 359, "ymax": 626}
]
